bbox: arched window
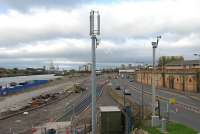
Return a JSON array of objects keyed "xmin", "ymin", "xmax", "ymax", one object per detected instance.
[{"xmin": 189, "ymin": 78, "xmax": 192, "ymax": 83}]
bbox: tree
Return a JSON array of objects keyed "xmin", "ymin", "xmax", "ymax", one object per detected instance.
[{"xmin": 158, "ymin": 56, "xmax": 184, "ymax": 67}]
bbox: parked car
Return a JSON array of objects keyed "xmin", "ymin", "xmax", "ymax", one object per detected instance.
[
  {"xmin": 129, "ymin": 80, "xmax": 133, "ymax": 82},
  {"xmin": 115, "ymin": 86, "xmax": 121, "ymax": 90},
  {"xmin": 124, "ymin": 89, "xmax": 131, "ymax": 95}
]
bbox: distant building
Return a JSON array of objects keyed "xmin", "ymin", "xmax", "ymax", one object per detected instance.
[
  {"xmin": 96, "ymin": 70, "xmax": 102, "ymax": 75},
  {"xmin": 49, "ymin": 60, "xmax": 55, "ymax": 72},
  {"xmin": 86, "ymin": 63, "xmax": 92, "ymax": 71},
  {"xmin": 79, "ymin": 63, "xmax": 92, "ymax": 72},
  {"xmin": 119, "ymin": 69, "xmax": 135, "ymax": 74},
  {"xmin": 119, "ymin": 69, "xmax": 135, "ymax": 79},
  {"xmin": 128, "ymin": 64, "xmax": 132, "ymax": 69},
  {"xmin": 121, "ymin": 64, "xmax": 126, "ymax": 69},
  {"xmin": 26, "ymin": 68, "xmax": 45, "ymax": 73},
  {"xmin": 165, "ymin": 60, "xmax": 200, "ymax": 70}
]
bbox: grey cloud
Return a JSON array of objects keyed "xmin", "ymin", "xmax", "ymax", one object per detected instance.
[
  {"xmin": 0, "ymin": 0, "xmax": 92, "ymax": 10},
  {"xmin": 1, "ymin": 36, "xmax": 197, "ymax": 64},
  {"xmin": 0, "ymin": 0, "xmax": 200, "ymax": 69},
  {"xmin": 1, "ymin": 0, "xmax": 200, "ymax": 47}
]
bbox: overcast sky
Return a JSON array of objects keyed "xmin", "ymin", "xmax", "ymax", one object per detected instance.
[{"xmin": 0, "ymin": 0, "xmax": 200, "ymax": 69}]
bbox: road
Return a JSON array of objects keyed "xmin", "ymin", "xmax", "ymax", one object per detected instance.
[{"xmin": 111, "ymin": 78, "xmax": 200, "ymax": 132}]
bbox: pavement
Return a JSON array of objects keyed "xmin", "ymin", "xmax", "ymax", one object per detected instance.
[{"xmin": 111, "ymin": 78, "xmax": 200, "ymax": 132}]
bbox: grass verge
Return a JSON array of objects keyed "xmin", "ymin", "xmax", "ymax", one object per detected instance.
[{"xmin": 143, "ymin": 122, "xmax": 197, "ymax": 134}]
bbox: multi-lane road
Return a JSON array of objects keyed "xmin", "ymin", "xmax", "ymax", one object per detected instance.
[{"xmin": 112, "ymin": 78, "xmax": 200, "ymax": 132}]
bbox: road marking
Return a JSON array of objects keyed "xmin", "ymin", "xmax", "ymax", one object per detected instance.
[{"xmin": 128, "ymin": 84, "xmax": 200, "ymax": 114}]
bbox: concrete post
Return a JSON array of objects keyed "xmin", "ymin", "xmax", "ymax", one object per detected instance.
[{"xmin": 161, "ymin": 118, "xmax": 167, "ymax": 133}]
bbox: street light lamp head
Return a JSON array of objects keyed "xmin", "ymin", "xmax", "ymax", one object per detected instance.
[
  {"xmin": 156, "ymin": 35, "xmax": 162, "ymax": 45},
  {"xmin": 157, "ymin": 35, "xmax": 162, "ymax": 39},
  {"xmin": 152, "ymin": 42, "xmax": 158, "ymax": 48},
  {"xmin": 194, "ymin": 53, "xmax": 200, "ymax": 56},
  {"xmin": 90, "ymin": 10, "xmax": 100, "ymax": 36}
]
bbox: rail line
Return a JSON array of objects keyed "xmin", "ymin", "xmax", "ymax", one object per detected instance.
[
  {"xmin": 0, "ymin": 79, "xmax": 92, "ymax": 121},
  {"xmin": 0, "ymin": 92, "xmax": 72, "ymax": 120},
  {"xmin": 57, "ymin": 81, "xmax": 106, "ymax": 121}
]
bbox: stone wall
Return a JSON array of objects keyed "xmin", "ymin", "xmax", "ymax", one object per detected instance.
[{"xmin": 136, "ymin": 70, "xmax": 200, "ymax": 93}]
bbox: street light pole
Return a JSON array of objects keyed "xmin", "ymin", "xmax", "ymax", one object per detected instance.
[
  {"xmin": 151, "ymin": 36, "xmax": 161, "ymax": 127},
  {"xmin": 152, "ymin": 42, "xmax": 157, "ymax": 117},
  {"xmin": 90, "ymin": 10, "xmax": 100, "ymax": 134}
]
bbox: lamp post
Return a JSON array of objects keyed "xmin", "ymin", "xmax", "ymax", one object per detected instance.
[
  {"xmin": 151, "ymin": 36, "xmax": 161, "ymax": 127},
  {"xmin": 90, "ymin": 10, "xmax": 100, "ymax": 134}
]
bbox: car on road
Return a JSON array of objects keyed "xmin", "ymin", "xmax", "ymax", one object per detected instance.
[
  {"xmin": 129, "ymin": 80, "xmax": 133, "ymax": 82},
  {"xmin": 115, "ymin": 86, "xmax": 121, "ymax": 90},
  {"xmin": 124, "ymin": 89, "xmax": 131, "ymax": 95}
]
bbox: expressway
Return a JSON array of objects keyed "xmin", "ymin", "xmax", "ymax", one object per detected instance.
[{"xmin": 111, "ymin": 78, "xmax": 200, "ymax": 132}]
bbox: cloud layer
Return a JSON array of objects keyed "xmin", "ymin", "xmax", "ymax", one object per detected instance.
[{"xmin": 0, "ymin": 0, "xmax": 200, "ymax": 69}]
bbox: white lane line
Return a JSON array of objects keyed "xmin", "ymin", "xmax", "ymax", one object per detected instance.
[{"xmin": 128, "ymin": 84, "xmax": 200, "ymax": 114}]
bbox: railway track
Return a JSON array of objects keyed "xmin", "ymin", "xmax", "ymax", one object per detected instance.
[
  {"xmin": 0, "ymin": 79, "xmax": 105, "ymax": 120},
  {"xmin": 0, "ymin": 92, "xmax": 72, "ymax": 120},
  {"xmin": 0, "ymin": 78, "xmax": 92, "ymax": 121},
  {"xmin": 57, "ymin": 82, "xmax": 106, "ymax": 121}
]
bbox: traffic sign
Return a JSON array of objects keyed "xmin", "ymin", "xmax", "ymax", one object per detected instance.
[{"xmin": 169, "ymin": 98, "xmax": 176, "ymax": 105}]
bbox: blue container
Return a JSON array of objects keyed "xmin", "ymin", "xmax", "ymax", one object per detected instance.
[{"xmin": 0, "ymin": 80, "xmax": 48, "ymax": 96}]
